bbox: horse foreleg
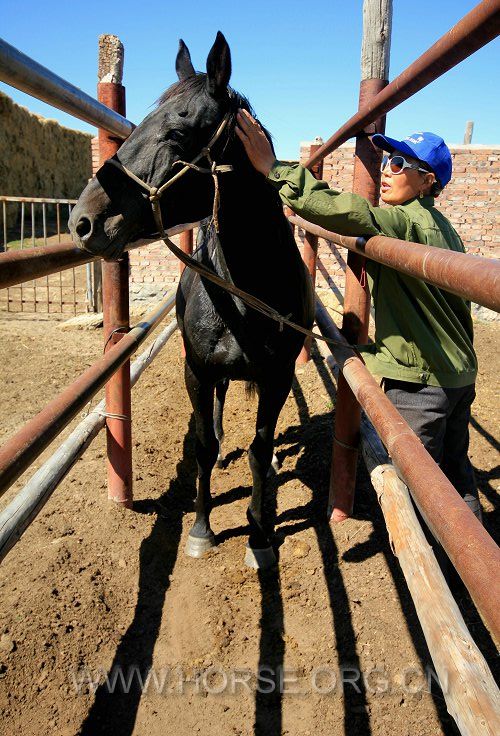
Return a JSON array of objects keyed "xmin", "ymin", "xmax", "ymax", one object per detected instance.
[
  {"xmin": 214, "ymin": 378, "xmax": 230, "ymax": 468},
  {"xmin": 245, "ymin": 368, "xmax": 294, "ymax": 568},
  {"xmin": 184, "ymin": 363, "xmax": 218, "ymax": 558}
]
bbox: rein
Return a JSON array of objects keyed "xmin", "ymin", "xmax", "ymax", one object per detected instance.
[{"xmin": 107, "ymin": 113, "xmax": 352, "ymax": 353}]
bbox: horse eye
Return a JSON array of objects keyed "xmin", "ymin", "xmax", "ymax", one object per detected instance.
[{"xmin": 165, "ymin": 129, "xmax": 184, "ymax": 143}]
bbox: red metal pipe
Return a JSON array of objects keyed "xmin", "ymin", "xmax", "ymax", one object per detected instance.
[
  {"xmin": 0, "ymin": 241, "xmax": 95, "ymax": 288},
  {"xmin": 179, "ymin": 228, "xmax": 194, "ymax": 358},
  {"xmin": 306, "ymin": 0, "xmax": 500, "ymax": 168},
  {"xmin": 297, "ymin": 142, "xmax": 324, "ymax": 364},
  {"xmin": 330, "ymin": 78, "xmax": 387, "ymax": 522},
  {"xmin": 288, "ymin": 216, "xmax": 500, "ymax": 313},
  {"xmin": 0, "ymin": 294, "xmax": 176, "ymax": 496},
  {"xmin": 315, "ymin": 295, "xmax": 500, "ymax": 642},
  {"xmin": 0, "ymin": 225, "xmax": 199, "ymax": 291},
  {"xmin": 179, "ymin": 228, "xmax": 194, "ymax": 275},
  {"xmin": 97, "ymin": 80, "xmax": 133, "ymax": 508}
]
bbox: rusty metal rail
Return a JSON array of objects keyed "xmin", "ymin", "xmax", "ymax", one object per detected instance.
[
  {"xmin": 306, "ymin": 0, "xmax": 500, "ymax": 168},
  {"xmin": 315, "ymin": 294, "xmax": 500, "ymax": 642},
  {"xmin": 0, "ymin": 292, "xmax": 176, "ymax": 496},
  {"xmin": 0, "ymin": 223, "xmax": 200, "ymax": 290},
  {"xmin": 0, "ymin": 37, "xmax": 134, "ymax": 138},
  {"xmin": 289, "ymin": 215, "xmax": 500, "ymax": 312}
]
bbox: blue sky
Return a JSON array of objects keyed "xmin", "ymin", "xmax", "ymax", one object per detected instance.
[{"xmin": 1, "ymin": 0, "xmax": 499, "ymax": 158}]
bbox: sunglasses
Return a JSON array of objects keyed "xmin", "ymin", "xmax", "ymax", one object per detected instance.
[{"xmin": 380, "ymin": 154, "xmax": 430, "ymax": 176}]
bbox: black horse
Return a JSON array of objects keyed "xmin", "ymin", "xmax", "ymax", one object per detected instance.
[{"xmin": 69, "ymin": 33, "xmax": 314, "ymax": 567}]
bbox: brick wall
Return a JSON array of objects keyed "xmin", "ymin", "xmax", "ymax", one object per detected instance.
[{"xmin": 128, "ymin": 234, "xmax": 196, "ymax": 303}]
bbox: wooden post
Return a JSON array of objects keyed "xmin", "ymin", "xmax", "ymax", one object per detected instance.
[
  {"xmin": 298, "ymin": 137, "xmax": 323, "ymax": 364},
  {"xmin": 360, "ymin": 416, "xmax": 500, "ymax": 736},
  {"xmin": 97, "ymin": 35, "xmax": 133, "ymax": 508},
  {"xmin": 464, "ymin": 120, "xmax": 474, "ymax": 144},
  {"xmin": 329, "ymin": 0, "xmax": 392, "ymax": 522}
]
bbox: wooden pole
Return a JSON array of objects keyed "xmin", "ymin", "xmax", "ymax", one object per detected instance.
[
  {"xmin": 360, "ymin": 416, "xmax": 500, "ymax": 736},
  {"xmin": 297, "ymin": 137, "xmax": 324, "ymax": 364},
  {"xmin": 329, "ymin": 0, "xmax": 392, "ymax": 522},
  {"xmin": 464, "ymin": 120, "xmax": 474, "ymax": 144},
  {"xmin": 97, "ymin": 35, "xmax": 133, "ymax": 508}
]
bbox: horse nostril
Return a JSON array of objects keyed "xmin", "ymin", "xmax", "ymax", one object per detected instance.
[{"xmin": 75, "ymin": 217, "xmax": 92, "ymax": 239}]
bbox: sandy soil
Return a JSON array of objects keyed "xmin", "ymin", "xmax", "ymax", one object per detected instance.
[{"xmin": 0, "ymin": 313, "xmax": 498, "ymax": 736}]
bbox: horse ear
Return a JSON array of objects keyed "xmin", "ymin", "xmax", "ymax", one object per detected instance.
[
  {"xmin": 206, "ymin": 31, "xmax": 231, "ymax": 97},
  {"xmin": 176, "ymin": 39, "xmax": 195, "ymax": 81}
]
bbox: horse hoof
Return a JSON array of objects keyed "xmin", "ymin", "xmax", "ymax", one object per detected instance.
[
  {"xmin": 185, "ymin": 533, "xmax": 216, "ymax": 558},
  {"xmin": 244, "ymin": 545, "xmax": 276, "ymax": 569},
  {"xmin": 216, "ymin": 456, "xmax": 224, "ymax": 469}
]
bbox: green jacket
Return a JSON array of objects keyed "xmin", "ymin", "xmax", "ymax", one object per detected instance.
[{"xmin": 267, "ymin": 161, "xmax": 477, "ymax": 388}]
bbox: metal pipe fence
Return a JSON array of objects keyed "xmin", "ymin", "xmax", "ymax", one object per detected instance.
[
  {"xmin": 289, "ymin": 215, "xmax": 500, "ymax": 312},
  {"xmin": 0, "ymin": 37, "xmax": 134, "ymax": 138},
  {"xmin": 0, "ymin": 291, "xmax": 176, "ymax": 496},
  {"xmin": 0, "ymin": 221, "xmax": 199, "ymax": 290}
]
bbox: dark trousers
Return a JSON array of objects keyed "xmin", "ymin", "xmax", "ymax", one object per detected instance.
[{"xmin": 383, "ymin": 379, "xmax": 477, "ymax": 499}]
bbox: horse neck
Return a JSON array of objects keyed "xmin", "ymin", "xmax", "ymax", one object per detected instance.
[{"xmin": 217, "ymin": 162, "xmax": 290, "ymax": 254}]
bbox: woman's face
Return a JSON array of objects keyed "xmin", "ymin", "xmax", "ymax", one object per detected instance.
[{"xmin": 379, "ymin": 151, "xmax": 435, "ymax": 205}]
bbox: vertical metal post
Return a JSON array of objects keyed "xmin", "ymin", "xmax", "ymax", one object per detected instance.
[
  {"xmin": 56, "ymin": 203, "xmax": 63, "ymax": 310},
  {"xmin": 179, "ymin": 228, "xmax": 193, "ymax": 357},
  {"xmin": 2, "ymin": 201, "xmax": 8, "ymax": 311},
  {"xmin": 97, "ymin": 35, "xmax": 133, "ymax": 508},
  {"xmin": 20, "ymin": 202, "xmax": 25, "ymax": 311},
  {"xmin": 179, "ymin": 228, "xmax": 193, "ymax": 276},
  {"xmin": 31, "ymin": 202, "xmax": 36, "ymax": 312},
  {"xmin": 2, "ymin": 201, "xmax": 7, "ymax": 252},
  {"xmin": 42, "ymin": 202, "xmax": 49, "ymax": 312},
  {"xmin": 298, "ymin": 138, "xmax": 324, "ymax": 364},
  {"xmin": 329, "ymin": 0, "xmax": 392, "ymax": 522}
]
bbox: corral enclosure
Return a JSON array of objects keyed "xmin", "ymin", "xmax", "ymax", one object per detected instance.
[{"xmin": 1, "ymin": 3, "xmax": 500, "ymax": 736}]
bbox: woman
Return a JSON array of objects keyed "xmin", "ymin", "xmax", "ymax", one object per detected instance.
[{"xmin": 236, "ymin": 110, "xmax": 481, "ymax": 519}]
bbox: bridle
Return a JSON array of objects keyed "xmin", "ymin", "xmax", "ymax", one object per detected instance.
[
  {"xmin": 106, "ymin": 110, "xmax": 350, "ymax": 352},
  {"xmin": 107, "ymin": 110, "xmax": 234, "ymax": 235}
]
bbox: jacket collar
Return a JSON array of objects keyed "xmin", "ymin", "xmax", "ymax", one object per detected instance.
[{"xmin": 401, "ymin": 195, "xmax": 435, "ymax": 208}]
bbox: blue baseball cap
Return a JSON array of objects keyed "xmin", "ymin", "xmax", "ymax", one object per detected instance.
[{"xmin": 371, "ymin": 131, "xmax": 452, "ymax": 188}]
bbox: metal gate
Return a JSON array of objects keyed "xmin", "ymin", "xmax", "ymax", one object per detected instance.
[{"xmin": 0, "ymin": 195, "xmax": 93, "ymax": 314}]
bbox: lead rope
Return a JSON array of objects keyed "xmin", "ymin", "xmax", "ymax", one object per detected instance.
[{"xmin": 106, "ymin": 116, "xmax": 357, "ymax": 355}]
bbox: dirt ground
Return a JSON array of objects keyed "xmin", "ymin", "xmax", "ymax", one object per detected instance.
[{"xmin": 0, "ymin": 312, "xmax": 498, "ymax": 736}]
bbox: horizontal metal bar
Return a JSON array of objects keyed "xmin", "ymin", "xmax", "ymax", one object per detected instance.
[
  {"xmin": 0, "ymin": 318, "xmax": 178, "ymax": 563},
  {"xmin": 0, "ymin": 222, "xmax": 200, "ymax": 289},
  {"xmin": 0, "ymin": 291, "xmax": 176, "ymax": 496},
  {"xmin": 289, "ymin": 215, "xmax": 500, "ymax": 312},
  {"xmin": 0, "ymin": 196, "xmax": 78, "ymax": 205},
  {"xmin": 315, "ymin": 295, "xmax": 500, "ymax": 642},
  {"xmin": 306, "ymin": 0, "xmax": 500, "ymax": 167},
  {"xmin": 0, "ymin": 37, "xmax": 134, "ymax": 138}
]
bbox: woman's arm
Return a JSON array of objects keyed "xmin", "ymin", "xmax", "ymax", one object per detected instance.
[{"xmin": 236, "ymin": 109, "xmax": 408, "ymax": 240}]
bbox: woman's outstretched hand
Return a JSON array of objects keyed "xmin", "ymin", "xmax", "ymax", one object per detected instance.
[{"xmin": 236, "ymin": 109, "xmax": 277, "ymax": 176}]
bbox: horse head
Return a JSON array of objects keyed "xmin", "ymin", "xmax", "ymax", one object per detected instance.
[{"xmin": 69, "ymin": 32, "xmax": 239, "ymax": 259}]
